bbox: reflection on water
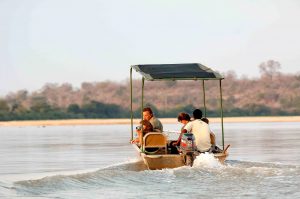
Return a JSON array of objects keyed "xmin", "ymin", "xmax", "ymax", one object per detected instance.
[{"xmin": 0, "ymin": 122, "xmax": 299, "ymax": 198}]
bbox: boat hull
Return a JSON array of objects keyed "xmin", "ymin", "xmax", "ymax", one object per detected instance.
[
  {"xmin": 141, "ymin": 153, "xmax": 184, "ymax": 170},
  {"xmin": 133, "ymin": 144, "xmax": 228, "ymax": 170}
]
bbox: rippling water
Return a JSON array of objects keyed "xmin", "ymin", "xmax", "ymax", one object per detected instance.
[{"xmin": 0, "ymin": 122, "xmax": 299, "ymax": 198}]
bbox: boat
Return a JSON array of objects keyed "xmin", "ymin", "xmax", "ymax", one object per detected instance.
[{"xmin": 129, "ymin": 63, "xmax": 230, "ymax": 170}]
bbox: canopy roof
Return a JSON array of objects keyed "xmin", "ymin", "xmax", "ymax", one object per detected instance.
[{"xmin": 131, "ymin": 63, "xmax": 223, "ymax": 81}]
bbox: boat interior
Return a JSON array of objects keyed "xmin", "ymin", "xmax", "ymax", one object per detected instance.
[
  {"xmin": 133, "ymin": 132, "xmax": 180, "ymax": 155},
  {"xmin": 135, "ymin": 132, "xmax": 224, "ymax": 155}
]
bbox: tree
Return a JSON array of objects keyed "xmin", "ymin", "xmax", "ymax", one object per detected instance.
[
  {"xmin": 0, "ymin": 99, "xmax": 9, "ymax": 112},
  {"xmin": 30, "ymin": 96, "xmax": 52, "ymax": 113},
  {"xmin": 259, "ymin": 60, "xmax": 281, "ymax": 79},
  {"xmin": 67, "ymin": 104, "xmax": 81, "ymax": 114}
]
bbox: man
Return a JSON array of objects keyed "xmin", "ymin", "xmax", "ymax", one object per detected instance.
[
  {"xmin": 142, "ymin": 107, "xmax": 163, "ymax": 132},
  {"xmin": 183, "ymin": 109, "xmax": 211, "ymax": 152}
]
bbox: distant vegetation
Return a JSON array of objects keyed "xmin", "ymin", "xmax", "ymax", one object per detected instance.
[{"xmin": 1, "ymin": 60, "xmax": 300, "ymax": 121}]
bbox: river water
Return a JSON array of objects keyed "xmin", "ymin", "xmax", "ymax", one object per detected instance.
[{"xmin": 0, "ymin": 122, "xmax": 299, "ymax": 198}]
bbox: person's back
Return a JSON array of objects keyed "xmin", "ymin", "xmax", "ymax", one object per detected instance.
[
  {"xmin": 202, "ymin": 117, "xmax": 216, "ymax": 146},
  {"xmin": 184, "ymin": 119, "xmax": 211, "ymax": 152},
  {"xmin": 149, "ymin": 116, "xmax": 163, "ymax": 132},
  {"xmin": 184, "ymin": 109, "xmax": 211, "ymax": 152}
]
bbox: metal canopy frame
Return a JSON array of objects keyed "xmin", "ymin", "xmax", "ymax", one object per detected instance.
[{"xmin": 130, "ymin": 64, "xmax": 225, "ymax": 150}]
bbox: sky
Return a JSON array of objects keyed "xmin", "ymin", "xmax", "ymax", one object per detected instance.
[{"xmin": 0, "ymin": 0, "xmax": 300, "ymax": 96}]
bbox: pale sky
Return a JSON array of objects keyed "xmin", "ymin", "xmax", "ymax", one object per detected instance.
[{"xmin": 1, "ymin": 0, "xmax": 300, "ymax": 96}]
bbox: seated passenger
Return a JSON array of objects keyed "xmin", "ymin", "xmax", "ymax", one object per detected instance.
[
  {"xmin": 142, "ymin": 107, "xmax": 163, "ymax": 132},
  {"xmin": 201, "ymin": 117, "xmax": 223, "ymax": 153},
  {"xmin": 172, "ymin": 112, "xmax": 191, "ymax": 147},
  {"xmin": 201, "ymin": 117, "xmax": 216, "ymax": 146},
  {"xmin": 183, "ymin": 109, "xmax": 212, "ymax": 153},
  {"xmin": 131, "ymin": 120, "xmax": 153, "ymax": 144}
]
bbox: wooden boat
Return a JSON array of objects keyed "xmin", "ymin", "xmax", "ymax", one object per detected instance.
[
  {"xmin": 141, "ymin": 153, "xmax": 229, "ymax": 170},
  {"xmin": 129, "ymin": 63, "xmax": 230, "ymax": 170},
  {"xmin": 132, "ymin": 133, "xmax": 229, "ymax": 170}
]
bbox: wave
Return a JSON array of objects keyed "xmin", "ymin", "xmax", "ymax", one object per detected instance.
[
  {"xmin": 7, "ymin": 156, "xmax": 300, "ymax": 198},
  {"xmin": 11, "ymin": 159, "xmax": 147, "ymax": 194}
]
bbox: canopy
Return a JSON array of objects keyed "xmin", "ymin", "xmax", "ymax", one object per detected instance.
[
  {"xmin": 129, "ymin": 62, "xmax": 226, "ymax": 150},
  {"xmin": 131, "ymin": 63, "xmax": 223, "ymax": 81}
]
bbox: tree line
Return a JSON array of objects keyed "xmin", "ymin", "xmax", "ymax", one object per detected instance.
[
  {"xmin": 1, "ymin": 99, "xmax": 296, "ymax": 121},
  {"xmin": 1, "ymin": 60, "xmax": 300, "ymax": 121}
]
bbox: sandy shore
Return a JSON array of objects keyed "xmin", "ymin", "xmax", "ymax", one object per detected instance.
[{"xmin": 0, "ymin": 116, "xmax": 300, "ymax": 127}]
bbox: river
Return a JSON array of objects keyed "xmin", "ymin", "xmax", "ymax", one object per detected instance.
[{"xmin": 0, "ymin": 122, "xmax": 299, "ymax": 198}]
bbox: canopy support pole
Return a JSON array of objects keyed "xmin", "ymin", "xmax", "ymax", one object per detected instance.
[
  {"xmin": 202, "ymin": 80, "xmax": 206, "ymax": 117},
  {"xmin": 130, "ymin": 67, "xmax": 133, "ymax": 141},
  {"xmin": 219, "ymin": 79, "xmax": 225, "ymax": 150},
  {"xmin": 140, "ymin": 77, "xmax": 145, "ymax": 150},
  {"xmin": 141, "ymin": 77, "xmax": 145, "ymax": 119}
]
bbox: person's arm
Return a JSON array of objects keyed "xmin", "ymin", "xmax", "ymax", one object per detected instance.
[
  {"xmin": 131, "ymin": 129, "xmax": 142, "ymax": 144},
  {"xmin": 130, "ymin": 138, "xmax": 139, "ymax": 144},
  {"xmin": 172, "ymin": 129, "xmax": 187, "ymax": 146},
  {"xmin": 173, "ymin": 122, "xmax": 192, "ymax": 146},
  {"xmin": 210, "ymin": 131, "xmax": 216, "ymax": 145},
  {"xmin": 183, "ymin": 122, "xmax": 192, "ymax": 133},
  {"xmin": 159, "ymin": 120, "xmax": 163, "ymax": 132}
]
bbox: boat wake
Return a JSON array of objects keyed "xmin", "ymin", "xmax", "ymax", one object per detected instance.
[
  {"xmin": 3, "ymin": 157, "xmax": 299, "ymax": 198},
  {"xmin": 193, "ymin": 152, "xmax": 225, "ymax": 169}
]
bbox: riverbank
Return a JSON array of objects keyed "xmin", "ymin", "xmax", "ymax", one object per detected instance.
[{"xmin": 0, "ymin": 116, "xmax": 300, "ymax": 127}]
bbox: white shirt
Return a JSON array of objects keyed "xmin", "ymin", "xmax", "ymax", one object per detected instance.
[{"xmin": 184, "ymin": 119, "xmax": 211, "ymax": 152}]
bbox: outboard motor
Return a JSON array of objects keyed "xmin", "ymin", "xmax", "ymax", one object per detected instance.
[{"xmin": 179, "ymin": 133, "xmax": 198, "ymax": 166}]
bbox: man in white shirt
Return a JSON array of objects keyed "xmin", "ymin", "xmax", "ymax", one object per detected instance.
[{"xmin": 183, "ymin": 109, "xmax": 212, "ymax": 152}]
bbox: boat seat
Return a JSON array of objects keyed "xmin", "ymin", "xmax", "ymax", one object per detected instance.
[{"xmin": 143, "ymin": 132, "xmax": 167, "ymax": 154}]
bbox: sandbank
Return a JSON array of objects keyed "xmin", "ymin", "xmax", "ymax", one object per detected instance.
[{"xmin": 0, "ymin": 116, "xmax": 299, "ymax": 127}]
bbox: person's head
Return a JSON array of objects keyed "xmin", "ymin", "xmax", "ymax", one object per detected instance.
[
  {"xmin": 140, "ymin": 119, "xmax": 153, "ymax": 133},
  {"xmin": 193, "ymin": 109, "xmax": 203, "ymax": 119},
  {"xmin": 177, "ymin": 112, "xmax": 191, "ymax": 124},
  {"xmin": 201, "ymin": 117, "xmax": 209, "ymax": 124},
  {"xmin": 143, "ymin": 107, "xmax": 153, "ymax": 121}
]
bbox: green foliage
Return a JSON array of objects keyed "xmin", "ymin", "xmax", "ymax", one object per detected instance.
[
  {"xmin": 30, "ymin": 96, "xmax": 52, "ymax": 113},
  {"xmin": 67, "ymin": 104, "xmax": 81, "ymax": 114},
  {"xmin": 0, "ymin": 100, "xmax": 127, "ymax": 121},
  {"xmin": 0, "ymin": 100, "xmax": 300, "ymax": 121},
  {"xmin": 80, "ymin": 101, "xmax": 126, "ymax": 118},
  {"xmin": 244, "ymin": 104, "xmax": 272, "ymax": 116},
  {"xmin": 0, "ymin": 99, "xmax": 9, "ymax": 112}
]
